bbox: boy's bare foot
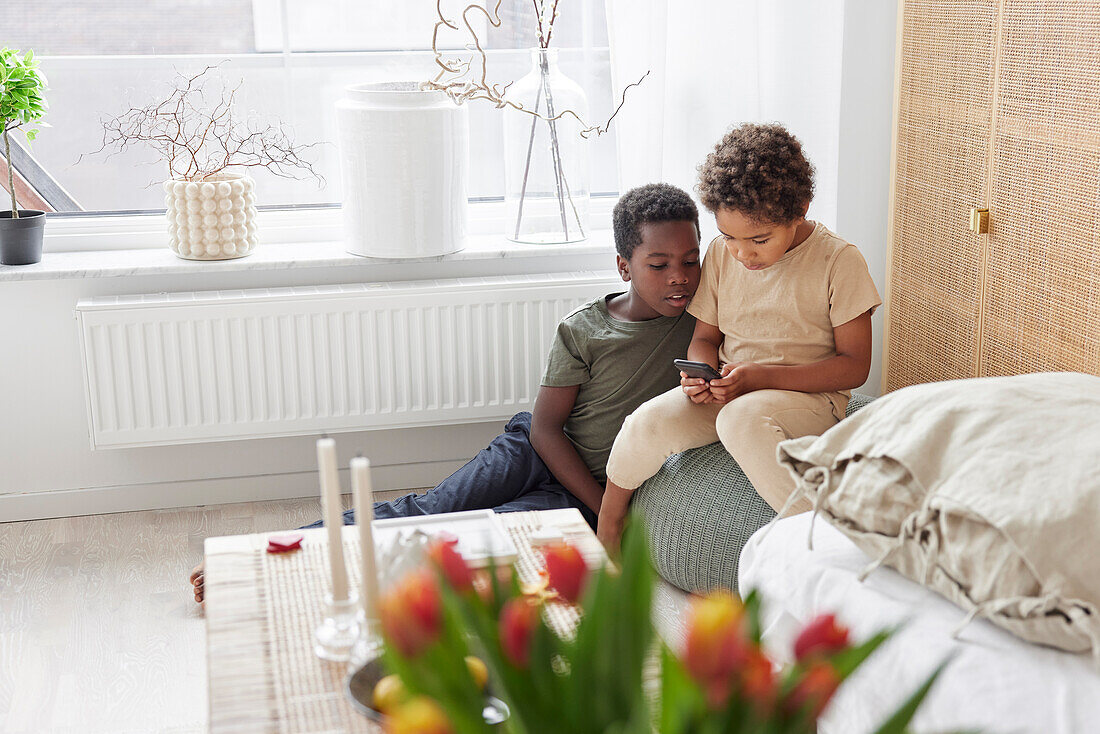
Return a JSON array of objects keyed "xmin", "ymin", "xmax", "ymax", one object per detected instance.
[{"xmin": 190, "ymin": 563, "xmax": 205, "ymax": 603}]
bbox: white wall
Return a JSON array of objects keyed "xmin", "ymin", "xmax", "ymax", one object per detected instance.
[{"xmin": 836, "ymin": 0, "xmax": 899, "ymax": 395}]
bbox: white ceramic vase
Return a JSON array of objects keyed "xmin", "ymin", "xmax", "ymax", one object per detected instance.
[
  {"xmin": 163, "ymin": 172, "xmax": 258, "ymax": 260},
  {"xmin": 336, "ymin": 82, "xmax": 468, "ymax": 259}
]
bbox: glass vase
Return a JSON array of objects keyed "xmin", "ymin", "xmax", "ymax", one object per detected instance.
[{"xmin": 503, "ymin": 48, "xmax": 590, "ymax": 245}]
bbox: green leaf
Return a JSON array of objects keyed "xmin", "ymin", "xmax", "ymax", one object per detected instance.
[
  {"xmin": 0, "ymin": 47, "xmax": 48, "ymax": 130},
  {"xmin": 743, "ymin": 589, "xmax": 764, "ymax": 644},
  {"xmin": 830, "ymin": 628, "xmax": 894, "ymax": 680},
  {"xmin": 551, "ymin": 515, "xmax": 657, "ymax": 734},
  {"xmin": 658, "ymin": 645, "xmax": 706, "ymax": 734},
  {"xmin": 870, "ymin": 656, "xmax": 954, "ymax": 734}
]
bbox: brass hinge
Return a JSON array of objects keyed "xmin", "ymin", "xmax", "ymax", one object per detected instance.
[{"xmin": 969, "ymin": 208, "xmax": 990, "ymax": 234}]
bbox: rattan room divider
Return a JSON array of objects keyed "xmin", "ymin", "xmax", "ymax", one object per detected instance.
[{"xmin": 883, "ymin": 0, "xmax": 1100, "ymax": 391}]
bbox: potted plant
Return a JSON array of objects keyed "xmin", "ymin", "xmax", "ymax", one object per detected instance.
[
  {"xmin": 91, "ymin": 64, "xmax": 323, "ymax": 261},
  {"xmin": 1, "ymin": 47, "xmax": 48, "ymax": 266}
]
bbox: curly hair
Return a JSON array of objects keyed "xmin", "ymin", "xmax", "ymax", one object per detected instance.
[
  {"xmin": 612, "ymin": 183, "xmax": 700, "ymax": 259},
  {"xmin": 696, "ymin": 123, "xmax": 815, "ymax": 224}
]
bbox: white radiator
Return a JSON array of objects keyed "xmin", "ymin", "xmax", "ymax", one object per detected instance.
[{"xmin": 75, "ymin": 272, "xmax": 620, "ymax": 449}]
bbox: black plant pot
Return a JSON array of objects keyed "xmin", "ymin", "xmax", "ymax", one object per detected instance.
[{"xmin": 0, "ymin": 210, "xmax": 46, "ymax": 265}]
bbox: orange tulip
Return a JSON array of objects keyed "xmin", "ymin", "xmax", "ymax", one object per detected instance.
[
  {"xmin": 380, "ymin": 568, "xmax": 443, "ymax": 657},
  {"xmin": 427, "ymin": 538, "xmax": 473, "ymax": 592},
  {"xmin": 793, "ymin": 613, "xmax": 850, "ymax": 662},
  {"xmin": 499, "ymin": 597, "xmax": 539, "ymax": 669},
  {"xmin": 683, "ymin": 592, "xmax": 751, "ymax": 707},
  {"xmin": 784, "ymin": 660, "xmax": 841, "ymax": 719},
  {"xmin": 384, "ymin": 695, "xmax": 454, "ymax": 734},
  {"xmin": 542, "ymin": 542, "xmax": 589, "ymax": 604}
]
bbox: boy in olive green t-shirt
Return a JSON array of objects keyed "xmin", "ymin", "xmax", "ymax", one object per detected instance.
[{"xmin": 368, "ymin": 183, "xmax": 703, "ymax": 528}]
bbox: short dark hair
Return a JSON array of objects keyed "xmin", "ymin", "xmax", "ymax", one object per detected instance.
[
  {"xmin": 612, "ymin": 183, "xmax": 700, "ymax": 259},
  {"xmin": 696, "ymin": 123, "xmax": 815, "ymax": 224}
]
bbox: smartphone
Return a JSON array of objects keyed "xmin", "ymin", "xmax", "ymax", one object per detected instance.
[{"xmin": 673, "ymin": 359, "xmax": 724, "ymax": 381}]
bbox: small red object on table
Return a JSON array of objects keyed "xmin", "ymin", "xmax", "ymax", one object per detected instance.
[{"xmin": 266, "ymin": 533, "xmax": 304, "ymax": 553}]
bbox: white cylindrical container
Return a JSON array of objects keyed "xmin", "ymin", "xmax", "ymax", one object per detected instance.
[
  {"xmin": 336, "ymin": 82, "xmax": 469, "ymax": 259},
  {"xmin": 163, "ymin": 173, "xmax": 258, "ymax": 260}
]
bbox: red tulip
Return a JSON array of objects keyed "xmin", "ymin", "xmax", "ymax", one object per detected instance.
[
  {"xmin": 682, "ymin": 592, "xmax": 751, "ymax": 707},
  {"xmin": 793, "ymin": 613, "xmax": 850, "ymax": 661},
  {"xmin": 784, "ymin": 661, "xmax": 841, "ymax": 719},
  {"xmin": 380, "ymin": 569, "xmax": 443, "ymax": 657},
  {"xmin": 740, "ymin": 647, "xmax": 778, "ymax": 714},
  {"xmin": 542, "ymin": 542, "xmax": 589, "ymax": 604},
  {"xmin": 384, "ymin": 695, "xmax": 454, "ymax": 734},
  {"xmin": 427, "ymin": 538, "xmax": 473, "ymax": 592},
  {"xmin": 499, "ymin": 598, "xmax": 539, "ymax": 669}
]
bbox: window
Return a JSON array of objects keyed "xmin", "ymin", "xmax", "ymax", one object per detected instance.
[{"xmin": 2, "ymin": 0, "xmax": 617, "ymax": 237}]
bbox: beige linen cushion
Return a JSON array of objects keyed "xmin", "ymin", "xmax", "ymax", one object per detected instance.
[{"xmin": 775, "ymin": 372, "xmax": 1100, "ymax": 655}]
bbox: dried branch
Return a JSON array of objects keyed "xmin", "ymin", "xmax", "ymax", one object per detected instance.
[
  {"xmin": 422, "ymin": 1, "xmax": 648, "ymax": 140},
  {"xmin": 82, "ymin": 63, "xmax": 325, "ymax": 184},
  {"xmin": 531, "ymin": 0, "xmax": 546, "ymax": 47},
  {"xmin": 543, "ymin": 0, "xmax": 561, "ymax": 48}
]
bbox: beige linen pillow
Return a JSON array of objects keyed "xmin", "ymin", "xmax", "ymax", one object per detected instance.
[{"xmin": 776, "ymin": 372, "xmax": 1100, "ymax": 655}]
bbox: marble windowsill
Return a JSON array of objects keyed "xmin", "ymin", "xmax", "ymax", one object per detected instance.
[{"xmin": 0, "ymin": 230, "xmax": 616, "ymax": 283}]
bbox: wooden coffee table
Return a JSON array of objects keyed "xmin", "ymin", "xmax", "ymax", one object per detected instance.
[{"xmin": 204, "ymin": 508, "xmax": 604, "ymax": 733}]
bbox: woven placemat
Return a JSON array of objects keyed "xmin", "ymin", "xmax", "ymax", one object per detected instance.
[{"xmin": 206, "ymin": 508, "xmax": 604, "ymax": 733}]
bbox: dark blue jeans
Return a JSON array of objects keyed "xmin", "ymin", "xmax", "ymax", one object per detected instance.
[{"xmin": 303, "ymin": 413, "xmax": 597, "ymax": 530}]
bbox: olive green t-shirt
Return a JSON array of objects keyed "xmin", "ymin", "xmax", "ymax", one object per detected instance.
[{"xmin": 541, "ymin": 294, "xmax": 696, "ymax": 483}]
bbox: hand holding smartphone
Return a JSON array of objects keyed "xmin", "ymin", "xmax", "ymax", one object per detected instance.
[{"xmin": 673, "ymin": 359, "xmax": 724, "ymax": 381}]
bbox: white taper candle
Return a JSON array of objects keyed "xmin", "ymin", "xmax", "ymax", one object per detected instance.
[
  {"xmin": 350, "ymin": 456, "xmax": 381, "ymax": 622},
  {"xmin": 317, "ymin": 437, "xmax": 349, "ymax": 601}
]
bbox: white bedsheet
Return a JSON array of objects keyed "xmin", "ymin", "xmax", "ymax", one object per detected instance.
[{"xmin": 738, "ymin": 514, "xmax": 1100, "ymax": 734}]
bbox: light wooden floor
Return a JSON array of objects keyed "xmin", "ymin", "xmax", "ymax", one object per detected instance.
[
  {"xmin": 0, "ymin": 492, "xmax": 411, "ymax": 734},
  {"xmin": 0, "ymin": 491, "xmax": 692, "ymax": 734}
]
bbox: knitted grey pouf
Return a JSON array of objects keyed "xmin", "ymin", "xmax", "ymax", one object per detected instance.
[{"xmin": 632, "ymin": 393, "xmax": 874, "ymax": 593}]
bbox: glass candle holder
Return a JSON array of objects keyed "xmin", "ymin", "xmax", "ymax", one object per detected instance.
[
  {"xmin": 347, "ymin": 611, "xmax": 384, "ymax": 672},
  {"xmin": 314, "ymin": 592, "xmax": 361, "ymax": 662}
]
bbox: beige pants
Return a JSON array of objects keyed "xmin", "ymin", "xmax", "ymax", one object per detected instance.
[{"xmin": 604, "ymin": 387, "xmax": 842, "ymax": 513}]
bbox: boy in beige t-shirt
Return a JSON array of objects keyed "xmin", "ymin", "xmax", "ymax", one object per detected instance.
[{"xmin": 597, "ymin": 123, "xmax": 881, "ymax": 552}]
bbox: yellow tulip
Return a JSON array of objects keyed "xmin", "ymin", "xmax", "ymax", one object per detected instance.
[{"xmin": 384, "ymin": 695, "xmax": 454, "ymax": 734}]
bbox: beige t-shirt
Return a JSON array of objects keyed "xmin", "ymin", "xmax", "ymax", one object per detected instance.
[{"xmin": 687, "ymin": 222, "xmax": 881, "ymax": 415}]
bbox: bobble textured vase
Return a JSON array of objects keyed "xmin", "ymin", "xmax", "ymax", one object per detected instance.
[{"xmin": 163, "ymin": 173, "xmax": 258, "ymax": 260}]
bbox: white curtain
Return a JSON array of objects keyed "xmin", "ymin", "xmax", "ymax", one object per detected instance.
[{"xmin": 605, "ymin": 0, "xmax": 845, "ymax": 229}]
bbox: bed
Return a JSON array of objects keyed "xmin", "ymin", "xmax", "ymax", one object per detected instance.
[{"xmin": 738, "ymin": 513, "xmax": 1100, "ymax": 733}]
